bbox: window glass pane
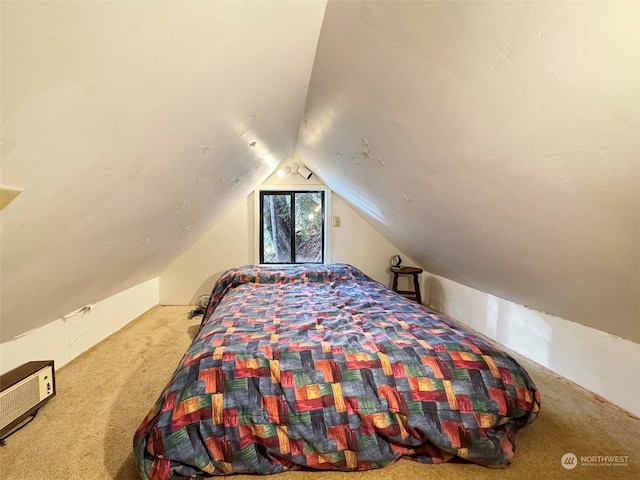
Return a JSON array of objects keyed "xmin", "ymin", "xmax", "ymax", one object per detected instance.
[
  {"xmin": 294, "ymin": 192, "xmax": 323, "ymax": 263},
  {"xmin": 262, "ymin": 194, "xmax": 292, "ymax": 263}
]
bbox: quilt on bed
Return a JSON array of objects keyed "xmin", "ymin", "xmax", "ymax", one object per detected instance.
[{"xmin": 134, "ymin": 263, "xmax": 540, "ymax": 479}]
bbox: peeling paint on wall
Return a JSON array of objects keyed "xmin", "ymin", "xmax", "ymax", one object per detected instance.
[
  {"xmin": 174, "ymin": 200, "xmax": 190, "ymax": 211},
  {"xmin": 62, "ymin": 304, "xmax": 96, "ymax": 347},
  {"xmin": 358, "ymin": 137, "xmax": 373, "ymax": 159},
  {"xmin": 62, "ymin": 304, "xmax": 96, "ymax": 319},
  {"xmin": 68, "ymin": 316, "xmax": 84, "ymax": 347},
  {"xmin": 0, "ymin": 186, "xmax": 23, "ymax": 210}
]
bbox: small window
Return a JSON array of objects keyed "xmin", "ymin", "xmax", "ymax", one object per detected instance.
[{"xmin": 260, "ymin": 190, "xmax": 325, "ymax": 264}]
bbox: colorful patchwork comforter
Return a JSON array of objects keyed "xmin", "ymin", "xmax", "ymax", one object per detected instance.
[{"xmin": 134, "ymin": 264, "xmax": 540, "ymax": 479}]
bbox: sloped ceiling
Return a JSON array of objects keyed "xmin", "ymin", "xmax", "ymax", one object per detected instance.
[
  {"xmin": 0, "ymin": 1, "xmax": 326, "ymax": 341},
  {"xmin": 1, "ymin": 1, "xmax": 638, "ymax": 345},
  {"xmin": 296, "ymin": 1, "xmax": 639, "ymax": 342}
]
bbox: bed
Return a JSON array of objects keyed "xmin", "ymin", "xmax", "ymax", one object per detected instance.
[{"xmin": 134, "ymin": 263, "xmax": 540, "ymax": 479}]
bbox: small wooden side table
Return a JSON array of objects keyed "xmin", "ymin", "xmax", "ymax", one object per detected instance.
[{"xmin": 390, "ymin": 266, "xmax": 423, "ymax": 304}]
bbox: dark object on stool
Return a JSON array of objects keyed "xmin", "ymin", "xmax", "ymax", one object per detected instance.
[{"xmin": 390, "ymin": 266, "xmax": 423, "ymax": 304}]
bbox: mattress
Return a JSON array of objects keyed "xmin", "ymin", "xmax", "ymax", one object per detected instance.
[{"xmin": 134, "ymin": 263, "xmax": 540, "ymax": 479}]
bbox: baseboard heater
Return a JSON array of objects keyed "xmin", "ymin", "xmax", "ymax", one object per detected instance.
[{"xmin": 0, "ymin": 361, "xmax": 55, "ymax": 440}]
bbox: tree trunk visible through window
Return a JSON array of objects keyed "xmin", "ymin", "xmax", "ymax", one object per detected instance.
[{"xmin": 260, "ymin": 191, "xmax": 324, "ymax": 264}]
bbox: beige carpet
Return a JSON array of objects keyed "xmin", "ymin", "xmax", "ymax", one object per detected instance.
[{"xmin": 1, "ymin": 305, "xmax": 638, "ymax": 480}]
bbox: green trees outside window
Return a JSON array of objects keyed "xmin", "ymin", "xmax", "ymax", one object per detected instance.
[{"xmin": 260, "ymin": 191, "xmax": 325, "ymax": 264}]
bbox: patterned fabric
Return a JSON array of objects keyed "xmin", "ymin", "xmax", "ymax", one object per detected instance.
[{"xmin": 134, "ymin": 264, "xmax": 540, "ymax": 479}]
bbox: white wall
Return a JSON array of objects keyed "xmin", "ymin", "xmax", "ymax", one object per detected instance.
[
  {"xmin": 423, "ymin": 273, "xmax": 640, "ymax": 418},
  {"xmin": 159, "ymin": 169, "xmax": 416, "ymax": 304},
  {"xmin": 0, "ymin": 278, "xmax": 159, "ymax": 374},
  {"xmin": 159, "ymin": 197, "xmax": 254, "ymax": 305},
  {"xmin": 330, "ymin": 192, "xmax": 417, "ymax": 291},
  {"xmin": 1, "ymin": 0, "xmax": 328, "ymax": 343},
  {"xmin": 297, "ymin": 0, "xmax": 640, "ymax": 344}
]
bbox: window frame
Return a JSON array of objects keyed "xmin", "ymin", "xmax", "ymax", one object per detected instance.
[{"xmin": 254, "ymin": 185, "xmax": 331, "ymax": 265}]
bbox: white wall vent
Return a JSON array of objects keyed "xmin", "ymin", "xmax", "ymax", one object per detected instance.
[{"xmin": 0, "ymin": 361, "xmax": 55, "ymax": 439}]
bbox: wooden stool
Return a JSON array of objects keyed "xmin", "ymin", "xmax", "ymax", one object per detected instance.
[{"xmin": 390, "ymin": 266, "xmax": 423, "ymax": 304}]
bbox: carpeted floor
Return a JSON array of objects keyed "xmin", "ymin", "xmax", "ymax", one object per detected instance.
[{"xmin": 1, "ymin": 305, "xmax": 638, "ymax": 480}]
